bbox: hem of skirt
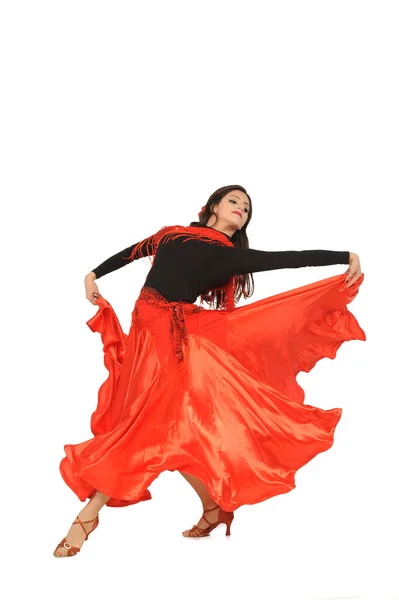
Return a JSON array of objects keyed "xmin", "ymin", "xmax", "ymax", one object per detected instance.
[
  {"xmin": 59, "ymin": 407, "xmax": 341, "ymax": 512},
  {"xmin": 59, "ymin": 456, "xmax": 152, "ymax": 508},
  {"xmin": 59, "ymin": 454, "xmax": 298, "ymax": 512},
  {"xmin": 174, "ymin": 467, "xmax": 297, "ymax": 512}
]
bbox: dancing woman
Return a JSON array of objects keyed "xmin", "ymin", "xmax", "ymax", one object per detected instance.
[{"xmin": 54, "ymin": 184, "xmax": 365, "ymax": 557}]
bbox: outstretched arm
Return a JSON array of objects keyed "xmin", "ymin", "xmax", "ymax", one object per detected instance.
[
  {"xmin": 203, "ymin": 244, "xmax": 351, "ymax": 279},
  {"xmin": 86, "ymin": 238, "xmax": 154, "ymax": 281},
  {"xmin": 204, "ymin": 244, "xmax": 362, "ymax": 287}
]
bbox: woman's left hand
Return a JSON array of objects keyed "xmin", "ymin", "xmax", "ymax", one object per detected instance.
[{"xmin": 345, "ymin": 252, "xmax": 362, "ymax": 287}]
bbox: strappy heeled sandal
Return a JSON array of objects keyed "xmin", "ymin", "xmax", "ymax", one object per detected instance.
[
  {"xmin": 53, "ymin": 514, "xmax": 99, "ymax": 558},
  {"xmin": 182, "ymin": 504, "xmax": 234, "ymax": 538}
]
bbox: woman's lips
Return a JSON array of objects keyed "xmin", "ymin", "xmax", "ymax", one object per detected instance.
[{"xmin": 232, "ymin": 211, "xmax": 242, "ymax": 218}]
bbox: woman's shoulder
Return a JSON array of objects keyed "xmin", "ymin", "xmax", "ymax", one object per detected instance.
[{"xmin": 155, "ymin": 224, "xmax": 234, "ymax": 248}]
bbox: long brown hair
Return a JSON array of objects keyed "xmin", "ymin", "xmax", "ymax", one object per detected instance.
[{"xmin": 189, "ymin": 184, "xmax": 255, "ymax": 309}]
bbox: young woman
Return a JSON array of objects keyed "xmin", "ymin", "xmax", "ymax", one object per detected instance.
[{"xmin": 54, "ymin": 184, "xmax": 365, "ymax": 557}]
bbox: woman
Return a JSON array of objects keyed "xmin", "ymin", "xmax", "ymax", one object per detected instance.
[{"xmin": 54, "ymin": 184, "xmax": 365, "ymax": 557}]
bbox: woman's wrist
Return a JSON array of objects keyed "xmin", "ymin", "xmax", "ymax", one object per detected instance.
[
  {"xmin": 85, "ymin": 271, "xmax": 97, "ymax": 281},
  {"xmin": 349, "ymin": 252, "xmax": 358, "ymax": 262}
]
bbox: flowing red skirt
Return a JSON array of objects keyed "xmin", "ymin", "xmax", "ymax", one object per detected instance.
[{"xmin": 59, "ymin": 272, "xmax": 365, "ymax": 511}]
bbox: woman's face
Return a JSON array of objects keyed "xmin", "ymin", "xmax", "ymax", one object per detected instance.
[{"xmin": 207, "ymin": 190, "xmax": 250, "ymax": 232}]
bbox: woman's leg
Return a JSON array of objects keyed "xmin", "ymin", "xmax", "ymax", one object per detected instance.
[
  {"xmin": 55, "ymin": 491, "xmax": 110, "ymax": 556},
  {"xmin": 179, "ymin": 472, "xmax": 222, "ymax": 536},
  {"xmin": 180, "ymin": 472, "xmax": 217, "ymax": 509}
]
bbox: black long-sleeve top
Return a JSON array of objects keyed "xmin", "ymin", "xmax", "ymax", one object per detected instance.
[{"xmin": 91, "ymin": 225, "xmax": 350, "ymax": 303}]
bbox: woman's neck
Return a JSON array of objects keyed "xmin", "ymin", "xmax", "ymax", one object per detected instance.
[{"xmin": 202, "ymin": 224, "xmax": 232, "ymax": 239}]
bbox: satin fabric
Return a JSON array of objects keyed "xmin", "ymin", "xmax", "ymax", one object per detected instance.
[{"xmin": 59, "ymin": 272, "xmax": 365, "ymax": 511}]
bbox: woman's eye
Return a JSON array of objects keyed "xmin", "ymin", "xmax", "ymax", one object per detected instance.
[{"xmin": 229, "ymin": 199, "xmax": 249, "ymax": 213}]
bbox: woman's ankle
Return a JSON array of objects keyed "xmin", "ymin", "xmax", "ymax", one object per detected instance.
[{"xmin": 202, "ymin": 500, "xmax": 219, "ymax": 511}]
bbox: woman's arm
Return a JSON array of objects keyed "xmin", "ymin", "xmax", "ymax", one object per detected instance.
[
  {"xmin": 203, "ymin": 245, "xmax": 351, "ymax": 279},
  {"xmin": 86, "ymin": 238, "xmax": 153, "ymax": 280}
]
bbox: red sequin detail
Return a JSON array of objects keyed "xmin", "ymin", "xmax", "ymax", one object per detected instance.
[{"xmin": 136, "ymin": 286, "xmax": 202, "ymax": 363}]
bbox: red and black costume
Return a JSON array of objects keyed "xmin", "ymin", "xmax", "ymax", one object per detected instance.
[{"xmin": 59, "ymin": 224, "xmax": 365, "ymax": 510}]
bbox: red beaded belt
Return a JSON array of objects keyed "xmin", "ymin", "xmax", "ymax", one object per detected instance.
[{"xmin": 136, "ymin": 286, "xmax": 202, "ymax": 363}]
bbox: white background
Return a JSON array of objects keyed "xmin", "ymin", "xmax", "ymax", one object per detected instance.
[{"xmin": 1, "ymin": 1, "xmax": 397, "ymax": 599}]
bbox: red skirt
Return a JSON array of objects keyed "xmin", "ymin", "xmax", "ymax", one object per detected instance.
[{"xmin": 59, "ymin": 272, "xmax": 365, "ymax": 511}]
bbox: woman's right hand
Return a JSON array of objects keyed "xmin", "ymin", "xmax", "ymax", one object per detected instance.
[{"xmin": 85, "ymin": 273, "xmax": 103, "ymax": 305}]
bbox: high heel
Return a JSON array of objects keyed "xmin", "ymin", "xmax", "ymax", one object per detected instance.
[
  {"xmin": 182, "ymin": 504, "xmax": 234, "ymax": 538},
  {"xmin": 53, "ymin": 514, "xmax": 99, "ymax": 558}
]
